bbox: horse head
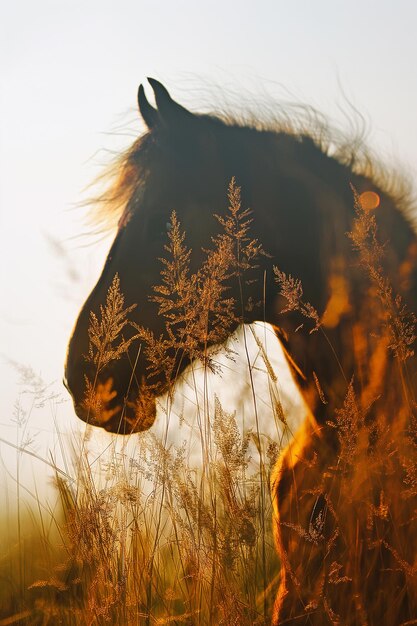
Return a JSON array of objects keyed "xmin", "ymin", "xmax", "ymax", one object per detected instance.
[{"xmin": 65, "ymin": 79, "xmax": 417, "ymax": 438}]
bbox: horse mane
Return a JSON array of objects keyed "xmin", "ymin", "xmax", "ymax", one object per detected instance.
[{"xmin": 87, "ymin": 95, "xmax": 415, "ymax": 234}]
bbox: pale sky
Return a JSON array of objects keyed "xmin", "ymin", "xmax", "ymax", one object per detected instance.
[{"xmin": 1, "ymin": 0, "xmax": 416, "ymax": 503}]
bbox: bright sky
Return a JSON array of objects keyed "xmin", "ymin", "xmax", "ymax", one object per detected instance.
[{"xmin": 1, "ymin": 0, "xmax": 416, "ymax": 503}]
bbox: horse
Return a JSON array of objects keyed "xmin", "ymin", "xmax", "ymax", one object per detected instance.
[{"xmin": 65, "ymin": 78, "xmax": 417, "ymax": 624}]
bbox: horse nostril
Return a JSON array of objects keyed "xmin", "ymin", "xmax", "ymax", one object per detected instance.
[
  {"xmin": 64, "ymin": 357, "xmax": 95, "ymax": 401},
  {"xmin": 74, "ymin": 403, "xmax": 89, "ymax": 422}
]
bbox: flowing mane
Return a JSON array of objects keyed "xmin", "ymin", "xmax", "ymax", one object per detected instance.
[{"xmin": 91, "ymin": 93, "xmax": 414, "ymax": 235}]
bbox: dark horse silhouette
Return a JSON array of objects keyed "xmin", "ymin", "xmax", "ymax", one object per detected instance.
[{"xmin": 65, "ymin": 79, "xmax": 417, "ymax": 624}]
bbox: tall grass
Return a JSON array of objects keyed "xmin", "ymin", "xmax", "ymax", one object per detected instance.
[
  {"xmin": 1, "ymin": 181, "xmax": 416, "ymax": 625},
  {"xmin": 0, "ymin": 338, "xmax": 288, "ymax": 625},
  {"xmin": 0, "ymin": 181, "xmax": 295, "ymax": 624}
]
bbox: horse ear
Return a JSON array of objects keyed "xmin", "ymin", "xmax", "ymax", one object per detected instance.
[
  {"xmin": 138, "ymin": 84, "xmax": 159, "ymax": 129},
  {"xmin": 147, "ymin": 77, "xmax": 193, "ymax": 126}
]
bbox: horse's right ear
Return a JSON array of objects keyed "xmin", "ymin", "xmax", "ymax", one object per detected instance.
[{"xmin": 138, "ymin": 78, "xmax": 194, "ymax": 130}]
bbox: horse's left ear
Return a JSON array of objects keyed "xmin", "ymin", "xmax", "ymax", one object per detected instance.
[
  {"xmin": 138, "ymin": 84, "xmax": 159, "ymax": 129},
  {"xmin": 138, "ymin": 78, "xmax": 193, "ymax": 129}
]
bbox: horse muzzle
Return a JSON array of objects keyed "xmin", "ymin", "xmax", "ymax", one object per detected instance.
[{"xmin": 64, "ymin": 358, "xmax": 157, "ymax": 435}]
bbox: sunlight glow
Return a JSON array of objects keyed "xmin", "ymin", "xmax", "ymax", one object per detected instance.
[{"xmin": 359, "ymin": 190, "xmax": 380, "ymax": 211}]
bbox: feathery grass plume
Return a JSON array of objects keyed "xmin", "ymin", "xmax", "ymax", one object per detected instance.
[
  {"xmin": 81, "ymin": 273, "xmax": 142, "ymax": 424},
  {"xmin": 348, "ymin": 185, "xmax": 416, "ymax": 362},
  {"xmin": 273, "ymin": 268, "xmax": 321, "ymax": 333},
  {"xmin": 132, "ymin": 209, "xmax": 236, "ymax": 391},
  {"xmin": 213, "ymin": 396, "xmax": 250, "ymax": 475},
  {"xmin": 326, "ymin": 378, "xmax": 363, "ymax": 468},
  {"xmin": 216, "ymin": 177, "xmax": 267, "ymax": 280},
  {"xmin": 85, "ymin": 273, "xmax": 139, "ymax": 372},
  {"xmin": 134, "ymin": 179, "xmax": 266, "ymax": 389}
]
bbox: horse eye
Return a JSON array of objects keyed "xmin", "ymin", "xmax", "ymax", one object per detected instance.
[{"xmin": 147, "ymin": 215, "xmax": 171, "ymax": 240}]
